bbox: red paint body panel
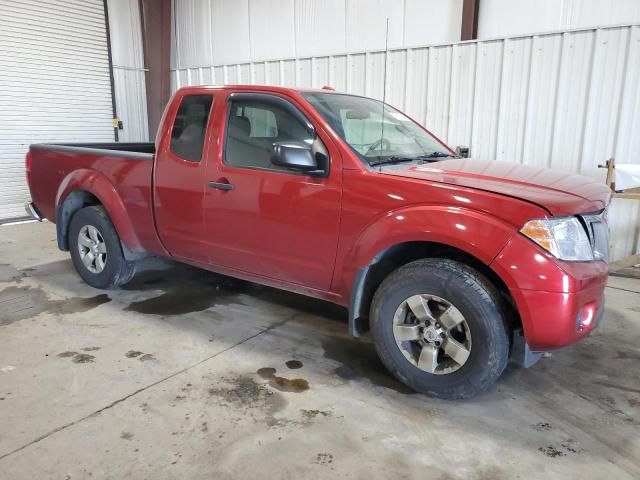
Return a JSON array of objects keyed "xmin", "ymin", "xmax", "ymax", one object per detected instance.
[
  {"xmin": 28, "ymin": 148, "xmax": 165, "ymax": 255},
  {"xmin": 153, "ymin": 89, "xmax": 213, "ymax": 263},
  {"xmin": 200, "ymin": 90, "xmax": 343, "ymax": 290},
  {"xmin": 26, "ymin": 85, "xmax": 612, "ymax": 353},
  {"xmin": 490, "ymin": 234, "xmax": 608, "ymax": 350},
  {"xmin": 385, "ymin": 159, "xmax": 611, "ymax": 216}
]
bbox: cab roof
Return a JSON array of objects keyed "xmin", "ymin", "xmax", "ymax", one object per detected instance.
[{"xmin": 174, "ymin": 84, "xmax": 340, "ymax": 95}]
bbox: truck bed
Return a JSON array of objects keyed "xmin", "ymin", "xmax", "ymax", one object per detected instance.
[
  {"xmin": 32, "ymin": 142, "xmax": 156, "ymax": 158},
  {"xmin": 27, "ymin": 142, "xmax": 163, "ymax": 255}
]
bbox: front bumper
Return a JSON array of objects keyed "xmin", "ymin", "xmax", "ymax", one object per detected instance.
[
  {"xmin": 509, "ymin": 281, "xmax": 605, "ymax": 351},
  {"xmin": 491, "ymin": 234, "xmax": 608, "ymax": 352}
]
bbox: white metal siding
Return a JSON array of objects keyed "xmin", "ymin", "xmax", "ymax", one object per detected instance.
[
  {"xmin": 478, "ymin": 0, "xmax": 640, "ymax": 39},
  {"xmin": 171, "ymin": 23, "xmax": 640, "ymax": 262},
  {"xmin": 107, "ymin": 0, "xmax": 149, "ymax": 142},
  {"xmin": 171, "ymin": 0, "xmax": 464, "ymax": 67},
  {"xmin": 0, "ymin": 0, "xmax": 115, "ymax": 219}
]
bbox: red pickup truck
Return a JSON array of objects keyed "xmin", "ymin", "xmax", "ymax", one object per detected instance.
[{"xmin": 25, "ymin": 85, "xmax": 611, "ymax": 399}]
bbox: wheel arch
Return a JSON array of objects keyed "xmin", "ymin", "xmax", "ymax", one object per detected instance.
[
  {"xmin": 348, "ymin": 240, "xmax": 521, "ymax": 337},
  {"xmin": 55, "ymin": 170, "xmax": 145, "ymax": 258}
]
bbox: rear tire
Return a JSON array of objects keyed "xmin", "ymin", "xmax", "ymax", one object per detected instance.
[
  {"xmin": 370, "ymin": 258, "xmax": 509, "ymax": 399},
  {"xmin": 68, "ymin": 206, "xmax": 136, "ymax": 289}
]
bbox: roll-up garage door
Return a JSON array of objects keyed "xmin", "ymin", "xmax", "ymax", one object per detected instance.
[{"xmin": 0, "ymin": 0, "xmax": 115, "ymax": 220}]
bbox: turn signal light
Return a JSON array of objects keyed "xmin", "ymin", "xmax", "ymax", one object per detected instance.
[{"xmin": 520, "ymin": 220, "xmax": 555, "ymax": 252}]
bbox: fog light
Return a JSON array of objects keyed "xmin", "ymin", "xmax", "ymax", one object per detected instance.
[{"xmin": 576, "ymin": 302, "xmax": 596, "ymax": 331}]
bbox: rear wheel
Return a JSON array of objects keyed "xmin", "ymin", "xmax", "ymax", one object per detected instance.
[
  {"xmin": 69, "ymin": 206, "xmax": 136, "ymax": 289},
  {"xmin": 370, "ymin": 258, "xmax": 509, "ymax": 399}
]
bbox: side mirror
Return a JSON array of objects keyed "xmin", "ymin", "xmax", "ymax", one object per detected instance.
[
  {"xmin": 271, "ymin": 142, "xmax": 327, "ymax": 177},
  {"xmin": 456, "ymin": 145, "xmax": 470, "ymax": 158}
]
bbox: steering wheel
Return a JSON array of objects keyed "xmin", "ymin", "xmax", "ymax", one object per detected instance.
[{"xmin": 365, "ymin": 137, "xmax": 391, "ymax": 156}]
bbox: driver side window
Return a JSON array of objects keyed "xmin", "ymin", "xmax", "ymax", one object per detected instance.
[{"xmin": 225, "ymin": 99, "xmax": 313, "ymax": 172}]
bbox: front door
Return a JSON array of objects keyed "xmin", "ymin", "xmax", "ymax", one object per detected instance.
[{"xmin": 202, "ymin": 92, "xmax": 342, "ymax": 291}]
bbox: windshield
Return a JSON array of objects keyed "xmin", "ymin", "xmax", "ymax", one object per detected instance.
[{"xmin": 302, "ymin": 92, "xmax": 454, "ymax": 166}]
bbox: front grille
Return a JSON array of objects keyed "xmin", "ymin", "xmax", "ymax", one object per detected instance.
[{"xmin": 581, "ymin": 211, "xmax": 609, "ymax": 263}]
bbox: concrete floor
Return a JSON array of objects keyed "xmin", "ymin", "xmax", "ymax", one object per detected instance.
[{"xmin": 1, "ymin": 221, "xmax": 639, "ymax": 480}]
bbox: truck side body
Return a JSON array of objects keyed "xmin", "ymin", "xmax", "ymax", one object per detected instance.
[{"xmin": 26, "ymin": 85, "xmax": 611, "ymax": 398}]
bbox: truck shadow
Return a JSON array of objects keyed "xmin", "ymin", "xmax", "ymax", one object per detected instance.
[{"xmin": 121, "ymin": 257, "xmax": 348, "ymax": 324}]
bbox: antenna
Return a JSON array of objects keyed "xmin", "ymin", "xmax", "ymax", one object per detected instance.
[{"xmin": 380, "ymin": 18, "xmax": 389, "ymax": 159}]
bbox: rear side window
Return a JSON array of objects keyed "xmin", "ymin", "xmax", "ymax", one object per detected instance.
[{"xmin": 170, "ymin": 94, "xmax": 213, "ymax": 162}]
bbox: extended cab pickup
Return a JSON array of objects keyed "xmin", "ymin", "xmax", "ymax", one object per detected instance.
[{"xmin": 25, "ymin": 85, "xmax": 611, "ymax": 399}]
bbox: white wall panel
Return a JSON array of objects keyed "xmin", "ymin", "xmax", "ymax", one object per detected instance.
[
  {"xmin": 107, "ymin": 0, "xmax": 145, "ymax": 69},
  {"xmin": 580, "ymin": 28, "xmax": 629, "ymax": 177},
  {"xmin": 550, "ymin": 31, "xmax": 594, "ymax": 173},
  {"xmin": 448, "ymin": 43, "xmax": 476, "ymax": 149},
  {"xmin": 173, "ymin": 0, "xmax": 212, "ymax": 67},
  {"xmin": 471, "ymin": 40, "xmax": 502, "ymax": 159},
  {"xmin": 172, "ymin": 24, "xmax": 640, "ymax": 260},
  {"xmin": 345, "ymin": 0, "xmax": 405, "ymax": 52},
  {"xmin": 249, "ymin": 0, "xmax": 296, "ymax": 60},
  {"xmin": 479, "ymin": 0, "xmax": 640, "ymax": 39},
  {"xmin": 495, "ymin": 37, "xmax": 531, "ymax": 163},
  {"xmin": 425, "ymin": 45, "xmax": 452, "ymax": 139},
  {"xmin": 521, "ymin": 34, "xmax": 562, "ymax": 169},
  {"xmin": 330, "ymin": 55, "xmax": 348, "ymax": 91},
  {"xmin": 295, "ymin": 0, "xmax": 346, "ymax": 57},
  {"xmin": 404, "ymin": 0, "xmax": 463, "ymax": 47},
  {"xmin": 403, "ymin": 47, "xmax": 429, "ymax": 123},
  {"xmin": 211, "ymin": 0, "xmax": 251, "ymax": 65},
  {"xmin": 173, "ymin": 0, "xmax": 463, "ymax": 67},
  {"xmin": 107, "ymin": 0, "xmax": 149, "ymax": 142}
]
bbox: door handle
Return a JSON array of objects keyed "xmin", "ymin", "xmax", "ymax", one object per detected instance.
[{"xmin": 208, "ymin": 180, "xmax": 234, "ymax": 191}]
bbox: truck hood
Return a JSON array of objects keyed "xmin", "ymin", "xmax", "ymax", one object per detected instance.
[{"xmin": 382, "ymin": 158, "xmax": 611, "ymax": 216}]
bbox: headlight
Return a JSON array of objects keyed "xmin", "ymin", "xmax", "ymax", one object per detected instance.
[{"xmin": 520, "ymin": 217, "xmax": 593, "ymax": 261}]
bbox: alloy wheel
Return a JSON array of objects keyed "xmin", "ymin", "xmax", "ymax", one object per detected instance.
[
  {"xmin": 392, "ymin": 294, "xmax": 472, "ymax": 375},
  {"xmin": 77, "ymin": 225, "xmax": 107, "ymax": 274}
]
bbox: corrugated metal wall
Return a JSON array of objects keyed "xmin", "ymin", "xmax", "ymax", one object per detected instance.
[
  {"xmin": 171, "ymin": 22, "xmax": 640, "ymax": 262},
  {"xmin": 107, "ymin": 0, "xmax": 149, "ymax": 141}
]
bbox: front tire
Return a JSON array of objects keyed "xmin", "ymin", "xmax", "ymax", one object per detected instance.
[
  {"xmin": 370, "ymin": 258, "xmax": 509, "ymax": 399},
  {"xmin": 68, "ymin": 206, "xmax": 136, "ymax": 289}
]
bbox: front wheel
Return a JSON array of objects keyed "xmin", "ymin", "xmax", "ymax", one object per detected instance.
[
  {"xmin": 370, "ymin": 258, "xmax": 510, "ymax": 399},
  {"xmin": 68, "ymin": 206, "xmax": 136, "ymax": 289}
]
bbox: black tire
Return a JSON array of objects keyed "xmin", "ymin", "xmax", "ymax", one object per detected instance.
[
  {"xmin": 370, "ymin": 258, "xmax": 509, "ymax": 399},
  {"xmin": 68, "ymin": 206, "xmax": 136, "ymax": 289}
]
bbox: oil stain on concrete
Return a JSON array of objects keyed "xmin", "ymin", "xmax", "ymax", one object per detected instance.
[
  {"xmin": 72, "ymin": 353, "xmax": 95, "ymax": 364},
  {"xmin": 125, "ymin": 350, "xmax": 156, "ymax": 362},
  {"xmin": 208, "ymin": 375, "xmax": 287, "ymax": 422},
  {"xmin": 285, "ymin": 360, "xmax": 303, "ymax": 369},
  {"xmin": 56, "ymin": 351, "xmax": 78, "ymax": 358},
  {"xmin": 256, "ymin": 367, "xmax": 309, "ymax": 393},
  {"xmin": 0, "ymin": 285, "xmax": 110, "ymax": 326},
  {"xmin": 56, "ymin": 351, "xmax": 95, "ymax": 364}
]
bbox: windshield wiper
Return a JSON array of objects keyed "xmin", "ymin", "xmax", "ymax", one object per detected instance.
[
  {"xmin": 420, "ymin": 151, "xmax": 457, "ymax": 159},
  {"xmin": 368, "ymin": 156, "xmax": 416, "ymax": 167},
  {"xmin": 368, "ymin": 152, "xmax": 456, "ymax": 167}
]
